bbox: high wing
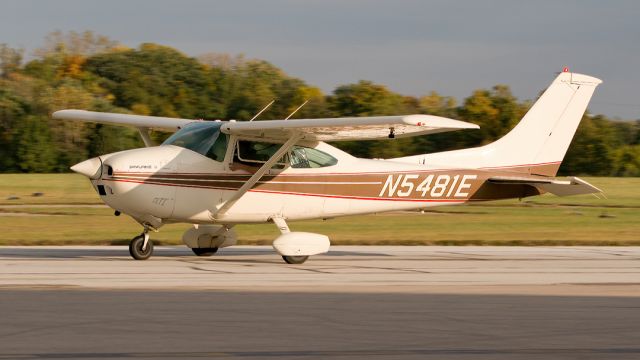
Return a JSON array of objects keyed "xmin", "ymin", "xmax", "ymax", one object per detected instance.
[
  {"xmin": 220, "ymin": 114, "xmax": 478, "ymax": 141},
  {"xmin": 52, "ymin": 110, "xmax": 196, "ymax": 131},
  {"xmin": 53, "ymin": 110, "xmax": 478, "ymax": 141},
  {"xmin": 488, "ymin": 176, "xmax": 601, "ymax": 196}
]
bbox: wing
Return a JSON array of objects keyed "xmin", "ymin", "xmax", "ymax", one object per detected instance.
[
  {"xmin": 488, "ymin": 176, "xmax": 601, "ymax": 196},
  {"xmin": 221, "ymin": 114, "xmax": 478, "ymax": 141},
  {"xmin": 52, "ymin": 109, "xmax": 196, "ymax": 131},
  {"xmin": 52, "ymin": 110, "xmax": 478, "ymax": 141}
]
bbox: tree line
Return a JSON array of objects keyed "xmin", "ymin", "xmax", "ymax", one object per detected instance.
[{"xmin": 1, "ymin": 31, "xmax": 638, "ymax": 176}]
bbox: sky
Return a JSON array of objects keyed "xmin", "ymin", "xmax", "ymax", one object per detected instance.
[{"xmin": 2, "ymin": 0, "xmax": 639, "ymax": 119}]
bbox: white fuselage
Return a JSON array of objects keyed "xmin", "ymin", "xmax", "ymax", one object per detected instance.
[{"xmin": 91, "ymin": 141, "xmax": 487, "ymax": 227}]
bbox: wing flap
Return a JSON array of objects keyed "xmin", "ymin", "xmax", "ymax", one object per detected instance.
[
  {"xmin": 52, "ymin": 110, "xmax": 196, "ymax": 131},
  {"xmin": 221, "ymin": 114, "xmax": 479, "ymax": 141},
  {"xmin": 488, "ymin": 176, "xmax": 601, "ymax": 196}
]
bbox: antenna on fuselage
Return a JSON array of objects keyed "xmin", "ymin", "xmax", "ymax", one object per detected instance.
[
  {"xmin": 284, "ymin": 100, "xmax": 309, "ymax": 120},
  {"xmin": 249, "ymin": 100, "xmax": 275, "ymax": 122}
]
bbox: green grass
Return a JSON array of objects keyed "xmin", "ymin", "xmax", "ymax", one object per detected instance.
[
  {"xmin": 0, "ymin": 174, "xmax": 99, "ymax": 205},
  {"xmin": 0, "ymin": 174, "xmax": 638, "ymax": 246}
]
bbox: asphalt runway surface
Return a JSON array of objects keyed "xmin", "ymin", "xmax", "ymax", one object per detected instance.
[{"xmin": 1, "ymin": 246, "xmax": 639, "ymax": 359}]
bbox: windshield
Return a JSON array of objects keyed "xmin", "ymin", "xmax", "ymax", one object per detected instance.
[{"xmin": 162, "ymin": 122, "xmax": 227, "ymax": 162}]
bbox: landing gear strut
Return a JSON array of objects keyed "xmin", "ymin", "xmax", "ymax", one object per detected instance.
[{"xmin": 129, "ymin": 226, "xmax": 153, "ymax": 260}]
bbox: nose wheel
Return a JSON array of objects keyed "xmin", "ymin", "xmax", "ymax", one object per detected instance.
[{"xmin": 129, "ymin": 231, "xmax": 153, "ymax": 260}]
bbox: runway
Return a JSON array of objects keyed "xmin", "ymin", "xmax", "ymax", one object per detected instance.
[
  {"xmin": 1, "ymin": 246, "xmax": 640, "ymax": 294},
  {"xmin": 1, "ymin": 246, "xmax": 639, "ymax": 359}
]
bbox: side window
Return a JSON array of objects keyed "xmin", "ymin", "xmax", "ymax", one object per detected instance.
[
  {"xmin": 290, "ymin": 147, "xmax": 310, "ymax": 168},
  {"xmin": 235, "ymin": 140, "xmax": 287, "ymax": 167},
  {"xmin": 232, "ymin": 141, "xmax": 338, "ymax": 169},
  {"xmin": 290, "ymin": 146, "xmax": 338, "ymax": 168}
]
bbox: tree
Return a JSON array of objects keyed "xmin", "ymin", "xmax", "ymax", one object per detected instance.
[
  {"xmin": 560, "ymin": 115, "xmax": 617, "ymax": 176},
  {"xmin": 218, "ymin": 59, "xmax": 324, "ymax": 121},
  {"xmin": 613, "ymin": 145, "xmax": 640, "ymax": 176},
  {"xmin": 0, "ymin": 32, "xmax": 637, "ymax": 175},
  {"xmin": 0, "ymin": 85, "xmax": 29, "ymax": 170},
  {"xmin": 327, "ymin": 81, "xmax": 412, "ymax": 158},
  {"xmin": 11, "ymin": 115, "xmax": 55, "ymax": 172},
  {"xmin": 33, "ymin": 30, "xmax": 119, "ymax": 58},
  {"xmin": 0, "ymin": 44, "xmax": 23, "ymax": 79},
  {"xmin": 418, "ymin": 91, "xmax": 457, "ymax": 117},
  {"xmin": 85, "ymin": 43, "xmax": 216, "ymax": 119},
  {"xmin": 329, "ymin": 80, "xmax": 408, "ymax": 117}
]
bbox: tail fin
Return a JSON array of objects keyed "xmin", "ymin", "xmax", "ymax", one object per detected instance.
[{"xmin": 396, "ymin": 71, "xmax": 602, "ymax": 176}]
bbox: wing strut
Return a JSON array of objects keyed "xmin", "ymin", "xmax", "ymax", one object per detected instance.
[
  {"xmin": 137, "ymin": 127, "xmax": 155, "ymax": 147},
  {"xmin": 212, "ymin": 133, "xmax": 303, "ymax": 218}
]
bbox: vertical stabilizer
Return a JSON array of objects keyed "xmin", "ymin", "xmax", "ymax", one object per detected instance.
[{"xmin": 394, "ymin": 71, "xmax": 602, "ymax": 176}]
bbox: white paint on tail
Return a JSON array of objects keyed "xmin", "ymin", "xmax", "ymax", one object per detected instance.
[{"xmin": 393, "ymin": 72, "xmax": 602, "ymax": 176}]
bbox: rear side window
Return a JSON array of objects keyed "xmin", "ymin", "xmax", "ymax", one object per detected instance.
[{"xmin": 290, "ymin": 146, "xmax": 338, "ymax": 168}]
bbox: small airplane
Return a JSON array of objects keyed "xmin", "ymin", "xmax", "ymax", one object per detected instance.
[{"xmin": 53, "ymin": 69, "xmax": 602, "ymax": 264}]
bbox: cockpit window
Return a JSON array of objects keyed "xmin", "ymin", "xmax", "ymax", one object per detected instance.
[
  {"xmin": 234, "ymin": 140, "xmax": 337, "ymax": 169},
  {"xmin": 162, "ymin": 122, "xmax": 227, "ymax": 162},
  {"xmin": 236, "ymin": 141, "xmax": 287, "ymax": 165}
]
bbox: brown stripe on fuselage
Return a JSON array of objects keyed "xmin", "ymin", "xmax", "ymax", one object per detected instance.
[{"xmin": 109, "ymin": 167, "xmax": 546, "ymax": 202}]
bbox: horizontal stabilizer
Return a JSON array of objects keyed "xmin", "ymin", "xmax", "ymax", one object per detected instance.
[{"xmin": 488, "ymin": 176, "xmax": 601, "ymax": 196}]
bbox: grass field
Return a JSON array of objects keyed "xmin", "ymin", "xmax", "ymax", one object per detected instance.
[{"xmin": 0, "ymin": 174, "xmax": 638, "ymax": 246}]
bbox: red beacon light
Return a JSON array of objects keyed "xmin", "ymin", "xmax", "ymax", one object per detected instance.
[{"xmin": 562, "ymin": 66, "xmax": 570, "ymax": 73}]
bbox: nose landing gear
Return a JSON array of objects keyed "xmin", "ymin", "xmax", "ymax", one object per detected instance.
[{"xmin": 129, "ymin": 226, "xmax": 154, "ymax": 260}]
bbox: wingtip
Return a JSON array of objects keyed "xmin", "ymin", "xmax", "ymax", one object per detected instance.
[{"xmin": 52, "ymin": 109, "xmax": 81, "ymax": 119}]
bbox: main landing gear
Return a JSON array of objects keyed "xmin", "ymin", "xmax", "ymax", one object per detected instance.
[
  {"xmin": 282, "ymin": 255, "xmax": 309, "ymax": 264},
  {"xmin": 129, "ymin": 226, "xmax": 153, "ymax": 260}
]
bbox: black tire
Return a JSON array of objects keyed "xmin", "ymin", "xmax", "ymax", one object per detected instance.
[
  {"xmin": 192, "ymin": 247, "xmax": 218, "ymax": 256},
  {"xmin": 282, "ymin": 255, "xmax": 309, "ymax": 264},
  {"xmin": 129, "ymin": 235, "xmax": 153, "ymax": 260}
]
